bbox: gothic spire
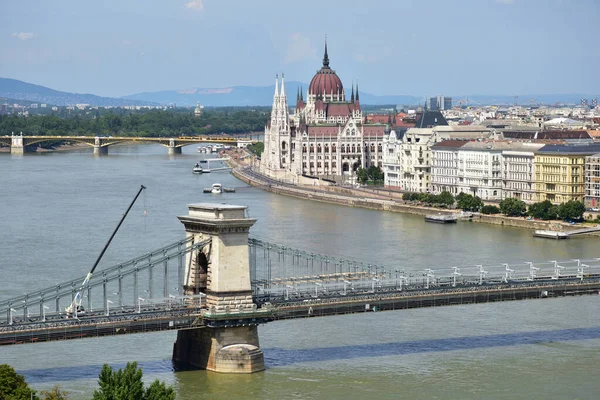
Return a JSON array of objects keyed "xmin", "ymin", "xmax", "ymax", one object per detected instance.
[
  {"xmin": 355, "ymin": 82, "xmax": 360, "ymax": 101},
  {"xmin": 322, "ymin": 36, "xmax": 329, "ymax": 68},
  {"xmin": 274, "ymin": 74, "xmax": 279, "ymax": 97},
  {"xmin": 351, "ymin": 83, "xmax": 355, "ymax": 102},
  {"xmin": 280, "ymin": 73, "xmax": 286, "ymax": 98}
]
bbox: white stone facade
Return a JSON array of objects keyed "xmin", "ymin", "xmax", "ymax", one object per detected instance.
[
  {"xmin": 430, "ymin": 141, "xmax": 543, "ymax": 201},
  {"xmin": 383, "ymin": 125, "xmax": 492, "ymax": 192},
  {"xmin": 260, "ymin": 45, "xmax": 386, "ymax": 184}
]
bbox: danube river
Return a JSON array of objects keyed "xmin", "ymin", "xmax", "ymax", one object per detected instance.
[{"xmin": 1, "ymin": 145, "xmax": 599, "ymax": 399}]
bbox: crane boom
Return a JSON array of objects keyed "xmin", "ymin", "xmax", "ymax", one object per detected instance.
[{"xmin": 65, "ymin": 185, "xmax": 147, "ymax": 316}]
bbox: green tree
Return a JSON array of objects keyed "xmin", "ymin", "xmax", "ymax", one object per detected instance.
[
  {"xmin": 558, "ymin": 200, "xmax": 585, "ymax": 221},
  {"xmin": 0, "ymin": 364, "xmax": 39, "ymax": 400},
  {"xmin": 455, "ymin": 193, "xmax": 483, "ymax": 212},
  {"xmin": 436, "ymin": 191, "xmax": 455, "ymax": 207},
  {"xmin": 92, "ymin": 362, "xmax": 175, "ymax": 400},
  {"xmin": 499, "ymin": 197, "xmax": 527, "ymax": 217},
  {"xmin": 356, "ymin": 167, "xmax": 369, "ymax": 184},
  {"xmin": 366, "ymin": 166, "xmax": 384, "ymax": 183},
  {"xmin": 40, "ymin": 385, "xmax": 69, "ymax": 400},
  {"xmin": 481, "ymin": 205, "xmax": 500, "ymax": 214},
  {"xmin": 528, "ymin": 200, "xmax": 558, "ymax": 220},
  {"xmin": 247, "ymin": 142, "xmax": 264, "ymax": 157}
]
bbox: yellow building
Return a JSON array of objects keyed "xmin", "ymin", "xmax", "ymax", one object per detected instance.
[{"xmin": 534, "ymin": 145, "xmax": 600, "ymax": 203}]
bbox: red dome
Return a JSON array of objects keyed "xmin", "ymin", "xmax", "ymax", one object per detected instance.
[
  {"xmin": 309, "ymin": 68, "xmax": 343, "ymax": 96},
  {"xmin": 308, "ymin": 42, "xmax": 343, "ymax": 96}
]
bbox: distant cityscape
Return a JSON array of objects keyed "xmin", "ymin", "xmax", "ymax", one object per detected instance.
[{"xmin": 257, "ymin": 43, "xmax": 600, "ymax": 210}]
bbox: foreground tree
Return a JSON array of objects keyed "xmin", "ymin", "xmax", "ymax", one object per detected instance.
[
  {"xmin": 40, "ymin": 385, "xmax": 69, "ymax": 400},
  {"xmin": 92, "ymin": 362, "xmax": 175, "ymax": 400},
  {"xmin": 0, "ymin": 364, "xmax": 38, "ymax": 400},
  {"xmin": 499, "ymin": 197, "xmax": 527, "ymax": 217}
]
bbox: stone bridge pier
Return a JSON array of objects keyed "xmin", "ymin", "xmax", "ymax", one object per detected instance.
[
  {"xmin": 10, "ymin": 133, "xmax": 29, "ymax": 155},
  {"xmin": 94, "ymin": 137, "xmax": 108, "ymax": 155},
  {"xmin": 172, "ymin": 203, "xmax": 264, "ymax": 373},
  {"xmin": 167, "ymin": 139, "xmax": 182, "ymax": 155}
]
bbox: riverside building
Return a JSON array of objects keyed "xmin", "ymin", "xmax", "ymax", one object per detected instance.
[
  {"xmin": 431, "ymin": 141, "xmax": 544, "ymax": 201},
  {"xmin": 584, "ymin": 153, "xmax": 600, "ymax": 208},
  {"xmin": 534, "ymin": 144, "xmax": 600, "ymax": 203},
  {"xmin": 260, "ymin": 42, "xmax": 386, "ymax": 184},
  {"xmin": 383, "ymin": 112, "xmax": 492, "ymax": 192}
]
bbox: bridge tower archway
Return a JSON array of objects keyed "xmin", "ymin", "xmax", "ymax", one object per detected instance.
[{"xmin": 173, "ymin": 203, "xmax": 264, "ymax": 373}]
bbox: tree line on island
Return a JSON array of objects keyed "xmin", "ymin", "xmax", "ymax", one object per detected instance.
[
  {"xmin": 0, "ymin": 107, "xmax": 270, "ymax": 145},
  {"xmin": 0, "ymin": 362, "xmax": 175, "ymax": 400},
  {"xmin": 402, "ymin": 191, "xmax": 589, "ymax": 222}
]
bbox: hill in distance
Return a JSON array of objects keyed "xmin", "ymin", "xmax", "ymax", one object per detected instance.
[
  {"xmin": 122, "ymin": 81, "xmax": 422, "ymax": 107},
  {"xmin": 0, "ymin": 78, "xmax": 157, "ymax": 107},
  {"xmin": 1, "ymin": 77, "xmax": 596, "ymax": 108}
]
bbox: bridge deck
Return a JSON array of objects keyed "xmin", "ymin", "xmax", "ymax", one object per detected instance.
[{"xmin": 2, "ymin": 278, "xmax": 599, "ymax": 346}]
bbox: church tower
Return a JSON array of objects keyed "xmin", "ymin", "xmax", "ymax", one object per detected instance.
[{"xmin": 261, "ymin": 74, "xmax": 291, "ymax": 178}]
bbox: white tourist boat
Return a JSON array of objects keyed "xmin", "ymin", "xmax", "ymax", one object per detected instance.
[
  {"xmin": 203, "ymin": 183, "xmax": 235, "ymax": 194},
  {"xmin": 192, "ymin": 163, "xmax": 203, "ymax": 174}
]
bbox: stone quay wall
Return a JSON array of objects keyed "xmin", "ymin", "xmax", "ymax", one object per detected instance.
[{"xmin": 230, "ymin": 164, "xmax": 599, "ymax": 237}]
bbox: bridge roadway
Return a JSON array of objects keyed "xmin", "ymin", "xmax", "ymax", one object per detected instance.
[
  {"xmin": 1, "ymin": 134, "xmax": 256, "ymax": 154},
  {"xmin": 2, "ymin": 276, "xmax": 599, "ymax": 346}
]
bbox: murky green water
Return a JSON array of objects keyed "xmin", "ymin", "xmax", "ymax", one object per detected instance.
[{"xmin": 1, "ymin": 145, "xmax": 599, "ymax": 399}]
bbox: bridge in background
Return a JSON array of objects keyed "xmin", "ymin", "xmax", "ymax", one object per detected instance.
[
  {"xmin": 1, "ymin": 133, "xmax": 256, "ymax": 155},
  {"xmin": 1, "ymin": 203, "xmax": 600, "ymax": 373}
]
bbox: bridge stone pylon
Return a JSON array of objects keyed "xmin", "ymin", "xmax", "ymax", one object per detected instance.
[{"xmin": 172, "ymin": 203, "xmax": 264, "ymax": 373}]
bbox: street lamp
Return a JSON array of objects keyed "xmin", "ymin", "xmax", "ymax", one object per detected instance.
[
  {"xmin": 106, "ymin": 300, "xmax": 113, "ymax": 316},
  {"xmin": 9, "ymin": 308, "xmax": 16, "ymax": 325},
  {"xmin": 137, "ymin": 297, "xmax": 145, "ymax": 314},
  {"xmin": 42, "ymin": 305, "xmax": 49, "ymax": 322}
]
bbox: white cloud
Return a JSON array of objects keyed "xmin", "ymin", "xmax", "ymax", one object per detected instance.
[
  {"xmin": 284, "ymin": 33, "xmax": 316, "ymax": 64},
  {"xmin": 10, "ymin": 32, "xmax": 35, "ymax": 41},
  {"xmin": 184, "ymin": 0, "xmax": 204, "ymax": 11}
]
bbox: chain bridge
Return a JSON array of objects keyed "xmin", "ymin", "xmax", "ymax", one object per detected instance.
[
  {"xmin": 1, "ymin": 133, "xmax": 255, "ymax": 155},
  {"xmin": 1, "ymin": 203, "xmax": 600, "ymax": 373}
]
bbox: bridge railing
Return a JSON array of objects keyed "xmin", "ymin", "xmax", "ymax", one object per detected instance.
[
  {"xmin": 248, "ymin": 238, "xmax": 600, "ymax": 301},
  {"xmin": 1, "ymin": 237, "xmax": 212, "ymax": 325}
]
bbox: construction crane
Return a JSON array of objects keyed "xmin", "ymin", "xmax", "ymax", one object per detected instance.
[{"xmin": 65, "ymin": 185, "xmax": 147, "ymax": 316}]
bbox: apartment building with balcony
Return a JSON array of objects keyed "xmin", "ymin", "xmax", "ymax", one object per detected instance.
[
  {"xmin": 584, "ymin": 153, "xmax": 600, "ymax": 208},
  {"xmin": 534, "ymin": 144, "xmax": 600, "ymax": 203},
  {"xmin": 383, "ymin": 110, "xmax": 491, "ymax": 192}
]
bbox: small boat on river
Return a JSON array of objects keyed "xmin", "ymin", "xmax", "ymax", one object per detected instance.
[
  {"xmin": 203, "ymin": 183, "xmax": 222, "ymax": 194},
  {"xmin": 203, "ymin": 183, "xmax": 235, "ymax": 194},
  {"xmin": 192, "ymin": 163, "xmax": 204, "ymax": 174}
]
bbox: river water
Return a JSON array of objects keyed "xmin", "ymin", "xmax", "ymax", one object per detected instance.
[{"xmin": 1, "ymin": 145, "xmax": 599, "ymax": 399}]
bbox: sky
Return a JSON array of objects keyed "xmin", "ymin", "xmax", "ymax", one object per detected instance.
[{"xmin": 1, "ymin": 0, "xmax": 599, "ymax": 98}]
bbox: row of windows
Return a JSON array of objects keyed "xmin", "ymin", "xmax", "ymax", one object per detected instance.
[
  {"xmin": 301, "ymin": 144, "xmax": 383, "ymax": 153},
  {"xmin": 536, "ymin": 157, "xmax": 585, "ymax": 164}
]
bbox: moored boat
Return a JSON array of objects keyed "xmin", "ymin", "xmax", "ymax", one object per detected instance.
[
  {"xmin": 203, "ymin": 183, "xmax": 223, "ymax": 194},
  {"xmin": 424, "ymin": 214, "xmax": 457, "ymax": 224}
]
